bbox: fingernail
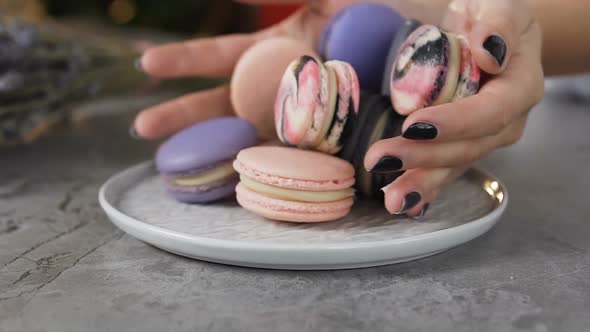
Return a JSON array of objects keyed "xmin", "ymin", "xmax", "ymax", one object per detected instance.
[
  {"xmin": 402, "ymin": 123, "xmax": 438, "ymax": 140},
  {"xmin": 412, "ymin": 203, "xmax": 430, "ymax": 220},
  {"xmin": 370, "ymin": 156, "xmax": 403, "ymax": 173},
  {"xmin": 395, "ymin": 192, "xmax": 421, "ymax": 215},
  {"xmin": 129, "ymin": 124, "xmax": 141, "ymax": 139},
  {"xmin": 483, "ymin": 35, "xmax": 506, "ymax": 66},
  {"xmin": 134, "ymin": 57, "xmax": 144, "ymax": 72}
]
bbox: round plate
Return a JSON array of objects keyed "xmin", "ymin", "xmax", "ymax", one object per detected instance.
[{"xmin": 99, "ymin": 162, "xmax": 507, "ymax": 270}]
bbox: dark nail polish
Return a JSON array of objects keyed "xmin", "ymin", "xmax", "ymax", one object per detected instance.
[
  {"xmin": 402, "ymin": 123, "xmax": 438, "ymax": 140},
  {"xmin": 370, "ymin": 156, "xmax": 403, "ymax": 173},
  {"xmin": 483, "ymin": 35, "xmax": 506, "ymax": 66},
  {"xmin": 134, "ymin": 58, "xmax": 144, "ymax": 72},
  {"xmin": 396, "ymin": 192, "xmax": 421, "ymax": 214},
  {"xmin": 413, "ymin": 203, "xmax": 430, "ymax": 220},
  {"xmin": 129, "ymin": 125, "xmax": 141, "ymax": 139}
]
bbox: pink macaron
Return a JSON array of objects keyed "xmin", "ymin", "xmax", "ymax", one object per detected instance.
[
  {"xmin": 231, "ymin": 37, "xmax": 319, "ymax": 140},
  {"xmin": 233, "ymin": 146, "xmax": 356, "ymax": 223},
  {"xmin": 390, "ymin": 24, "xmax": 480, "ymax": 114},
  {"xmin": 274, "ymin": 55, "xmax": 360, "ymax": 154}
]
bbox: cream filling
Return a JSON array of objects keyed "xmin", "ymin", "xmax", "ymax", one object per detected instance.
[
  {"xmin": 359, "ymin": 110, "xmax": 389, "ymax": 196},
  {"xmin": 311, "ymin": 64, "xmax": 338, "ymax": 147},
  {"xmin": 173, "ymin": 162, "xmax": 235, "ymax": 186},
  {"xmin": 240, "ymin": 175, "xmax": 353, "ymax": 203},
  {"xmin": 433, "ymin": 32, "xmax": 461, "ymax": 105}
]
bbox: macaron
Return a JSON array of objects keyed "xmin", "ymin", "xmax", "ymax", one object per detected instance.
[
  {"xmin": 231, "ymin": 37, "xmax": 319, "ymax": 140},
  {"xmin": 155, "ymin": 117, "xmax": 258, "ymax": 203},
  {"xmin": 339, "ymin": 92, "xmax": 405, "ymax": 197},
  {"xmin": 454, "ymin": 36, "xmax": 481, "ymax": 99},
  {"xmin": 233, "ymin": 146, "xmax": 356, "ymax": 223},
  {"xmin": 319, "ymin": 3, "xmax": 405, "ymax": 91},
  {"xmin": 274, "ymin": 55, "xmax": 360, "ymax": 154},
  {"xmin": 390, "ymin": 24, "xmax": 480, "ymax": 115},
  {"xmin": 381, "ymin": 19, "xmax": 422, "ymax": 96}
]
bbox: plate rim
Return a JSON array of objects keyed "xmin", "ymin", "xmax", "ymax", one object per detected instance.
[{"xmin": 98, "ymin": 161, "xmax": 508, "ymax": 253}]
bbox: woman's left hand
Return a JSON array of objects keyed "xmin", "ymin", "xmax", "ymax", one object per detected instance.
[{"xmin": 364, "ymin": 0, "xmax": 544, "ymax": 217}]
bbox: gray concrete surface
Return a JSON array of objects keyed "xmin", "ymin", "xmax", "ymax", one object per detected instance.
[{"xmin": 0, "ymin": 92, "xmax": 589, "ymax": 332}]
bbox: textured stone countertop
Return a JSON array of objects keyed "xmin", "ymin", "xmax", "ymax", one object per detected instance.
[{"xmin": 1, "ymin": 91, "xmax": 589, "ymax": 332}]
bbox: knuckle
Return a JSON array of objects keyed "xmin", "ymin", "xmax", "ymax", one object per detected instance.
[
  {"xmin": 464, "ymin": 144, "xmax": 484, "ymax": 163},
  {"xmin": 502, "ymin": 130, "xmax": 522, "ymax": 146},
  {"xmin": 483, "ymin": 91, "xmax": 513, "ymax": 134}
]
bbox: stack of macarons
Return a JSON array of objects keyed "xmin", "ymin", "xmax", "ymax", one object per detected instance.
[
  {"xmin": 153, "ymin": 4, "xmax": 485, "ymax": 224},
  {"xmin": 273, "ymin": 4, "xmax": 482, "ymax": 197}
]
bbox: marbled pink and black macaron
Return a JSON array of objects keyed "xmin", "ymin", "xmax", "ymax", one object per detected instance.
[
  {"xmin": 381, "ymin": 19, "xmax": 422, "ymax": 96},
  {"xmin": 390, "ymin": 24, "xmax": 480, "ymax": 114},
  {"xmin": 275, "ymin": 55, "xmax": 360, "ymax": 154},
  {"xmin": 155, "ymin": 117, "xmax": 258, "ymax": 203},
  {"xmin": 454, "ymin": 36, "xmax": 481, "ymax": 99}
]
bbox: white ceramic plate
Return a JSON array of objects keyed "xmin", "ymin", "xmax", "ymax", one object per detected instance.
[{"xmin": 99, "ymin": 162, "xmax": 507, "ymax": 270}]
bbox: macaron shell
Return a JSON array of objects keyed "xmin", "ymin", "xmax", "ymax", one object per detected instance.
[
  {"xmin": 338, "ymin": 91, "xmax": 380, "ymax": 163},
  {"xmin": 354, "ymin": 97, "xmax": 391, "ymax": 196},
  {"xmin": 155, "ymin": 117, "xmax": 258, "ymax": 174},
  {"xmin": 390, "ymin": 25, "xmax": 459, "ymax": 115},
  {"xmin": 381, "ymin": 19, "xmax": 422, "ymax": 96},
  {"xmin": 234, "ymin": 146, "xmax": 355, "ymax": 191},
  {"xmin": 317, "ymin": 60, "xmax": 360, "ymax": 154},
  {"xmin": 341, "ymin": 92, "xmax": 405, "ymax": 197},
  {"xmin": 236, "ymin": 183, "xmax": 353, "ymax": 223},
  {"xmin": 274, "ymin": 56, "xmax": 331, "ymax": 147},
  {"xmin": 167, "ymin": 180, "xmax": 238, "ymax": 204},
  {"xmin": 432, "ymin": 33, "xmax": 460, "ymax": 105},
  {"xmin": 232, "ymin": 37, "xmax": 319, "ymax": 140},
  {"xmin": 319, "ymin": 3, "xmax": 405, "ymax": 91},
  {"xmin": 454, "ymin": 36, "xmax": 481, "ymax": 99}
]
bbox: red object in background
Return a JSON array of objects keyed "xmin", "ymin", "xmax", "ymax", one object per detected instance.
[{"xmin": 256, "ymin": 5, "xmax": 300, "ymax": 28}]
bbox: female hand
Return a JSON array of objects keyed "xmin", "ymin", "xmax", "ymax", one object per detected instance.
[
  {"xmin": 364, "ymin": 0, "xmax": 544, "ymax": 217},
  {"xmin": 132, "ymin": 0, "xmax": 354, "ymax": 140},
  {"xmin": 132, "ymin": 0, "xmax": 453, "ymax": 139}
]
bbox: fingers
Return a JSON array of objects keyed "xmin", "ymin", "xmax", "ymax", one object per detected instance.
[
  {"xmin": 399, "ymin": 23, "xmax": 543, "ymax": 143},
  {"xmin": 381, "ymin": 166, "xmax": 468, "ymax": 217},
  {"xmin": 140, "ymin": 33, "xmax": 271, "ymax": 78},
  {"xmin": 133, "ymin": 85, "xmax": 233, "ymax": 140},
  {"xmin": 443, "ymin": 0, "xmax": 533, "ymax": 74},
  {"xmin": 399, "ymin": 80, "xmax": 534, "ymax": 143},
  {"xmin": 365, "ymin": 117, "xmax": 526, "ymax": 172}
]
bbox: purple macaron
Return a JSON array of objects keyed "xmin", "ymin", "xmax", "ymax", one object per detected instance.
[
  {"xmin": 155, "ymin": 117, "xmax": 258, "ymax": 203},
  {"xmin": 318, "ymin": 3, "xmax": 405, "ymax": 91}
]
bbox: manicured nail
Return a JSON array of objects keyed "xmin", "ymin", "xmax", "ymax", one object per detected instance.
[
  {"xmin": 129, "ymin": 124, "xmax": 141, "ymax": 139},
  {"xmin": 134, "ymin": 57, "xmax": 144, "ymax": 72},
  {"xmin": 412, "ymin": 203, "xmax": 430, "ymax": 220},
  {"xmin": 395, "ymin": 192, "xmax": 421, "ymax": 215},
  {"xmin": 402, "ymin": 122, "xmax": 438, "ymax": 140},
  {"xmin": 370, "ymin": 156, "xmax": 403, "ymax": 173},
  {"xmin": 483, "ymin": 35, "xmax": 506, "ymax": 66}
]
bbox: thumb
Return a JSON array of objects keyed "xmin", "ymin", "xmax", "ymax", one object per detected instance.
[{"xmin": 443, "ymin": 0, "xmax": 533, "ymax": 74}]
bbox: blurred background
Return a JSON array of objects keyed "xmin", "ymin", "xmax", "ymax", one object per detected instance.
[
  {"xmin": 1, "ymin": 0, "xmax": 587, "ymax": 147},
  {"xmin": 1, "ymin": 0, "xmax": 301, "ymax": 34},
  {"xmin": 0, "ymin": 0, "xmax": 299, "ymax": 146}
]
